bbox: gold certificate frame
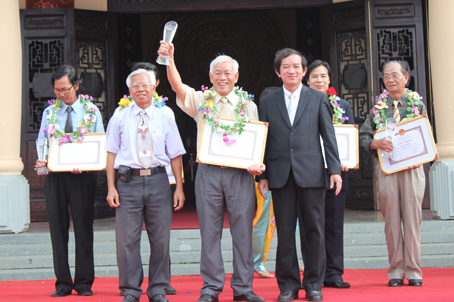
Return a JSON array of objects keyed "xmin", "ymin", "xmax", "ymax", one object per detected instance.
[
  {"xmin": 374, "ymin": 115, "xmax": 437, "ymax": 175},
  {"xmin": 197, "ymin": 118, "xmax": 268, "ymax": 169},
  {"xmin": 321, "ymin": 124, "xmax": 359, "ymax": 169},
  {"xmin": 48, "ymin": 133, "xmax": 107, "ymax": 172}
]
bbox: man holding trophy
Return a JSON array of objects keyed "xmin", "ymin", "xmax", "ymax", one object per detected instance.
[
  {"xmin": 359, "ymin": 61, "xmax": 427, "ymax": 287},
  {"xmin": 157, "ymin": 39, "xmax": 265, "ymax": 302},
  {"xmin": 35, "ymin": 65, "xmax": 104, "ymax": 297}
]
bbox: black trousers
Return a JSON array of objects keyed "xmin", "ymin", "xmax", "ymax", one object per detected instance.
[
  {"xmin": 272, "ymin": 171, "xmax": 326, "ymax": 293},
  {"xmin": 45, "ymin": 172, "xmax": 96, "ymax": 291},
  {"xmin": 300, "ymin": 190, "xmax": 347, "ymax": 283}
]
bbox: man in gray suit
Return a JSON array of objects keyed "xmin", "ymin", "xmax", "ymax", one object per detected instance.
[
  {"xmin": 257, "ymin": 48, "xmax": 342, "ymax": 302},
  {"xmin": 158, "ymin": 41, "xmax": 265, "ymax": 302}
]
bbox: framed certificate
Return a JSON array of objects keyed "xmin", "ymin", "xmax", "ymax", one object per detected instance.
[
  {"xmin": 374, "ymin": 115, "xmax": 437, "ymax": 175},
  {"xmin": 197, "ymin": 118, "xmax": 268, "ymax": 169},
  {"xmin": 48, "ymin": 133, "xmax": 107, "ymax": 172},
  {"xmin": 321, "ymin": 124, "xmax": 359, "ymax": 169}
]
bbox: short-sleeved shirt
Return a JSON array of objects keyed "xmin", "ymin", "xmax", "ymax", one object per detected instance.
[
  {"xmin": 176, "ymin": 84, "xmax": 259, "ymax": 146},
  {"xmin": 359, "ymin": 93, "xmax": 427, "ymax": 156},
  {"xmin": 105, "ymin": 103, "xmax": 186, "ymax": 169},
  {"xmin": 36, "ymin": 96, "xmax": 105, "ymax": 155}
]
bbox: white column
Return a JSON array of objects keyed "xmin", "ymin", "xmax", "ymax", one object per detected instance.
[{"xmin": 429, "ymin": 0, "xmax": 454, "ymax": 219}]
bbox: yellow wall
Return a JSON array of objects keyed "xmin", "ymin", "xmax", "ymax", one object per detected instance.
[{"xmin": 429, "ymin": 0, "xmax": 454, "ymax": 160}]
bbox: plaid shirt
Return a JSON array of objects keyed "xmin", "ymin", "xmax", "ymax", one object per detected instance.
[{"xmin": 359, "ymin": 93, "xmax": 427, "ymax": 156}]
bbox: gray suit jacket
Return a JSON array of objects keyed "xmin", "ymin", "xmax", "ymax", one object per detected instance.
[{"xmin": 258, "ymin": 85, "xmax": 341, "ymax": 189}]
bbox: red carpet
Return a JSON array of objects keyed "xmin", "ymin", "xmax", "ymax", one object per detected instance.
[
  {"xmin": 1, "ymin": 268, "xmax": 452, "ymax": 301},
  {"xmin": 170, "ymin": 203, "xmax": 230, "ymax": 229}
]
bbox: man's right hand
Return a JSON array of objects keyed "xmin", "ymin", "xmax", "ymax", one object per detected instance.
[
  {"xmin": 258, "ymin": 179, "xmax": 269, "ymax": 199},
  {"xmin": 106, "ymin": 188, "xmax": 120, "ymax": 208},
  {"xmin": 371, "ymin": 138, "xmax": 393, "ymax": 153},
  {"xmin": 158, "ymin": 41, "xmax": 174, "ymax": 61}
]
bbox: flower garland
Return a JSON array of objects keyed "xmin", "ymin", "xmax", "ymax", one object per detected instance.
[
  {"xmin": 45, "ymin": 95, "xmax": 98, "ymax": 145},
  {"xmin": 372, "ymin": 89, "xmax": 422, "ymax": 129},
  {"xmin": 197, "ymin": 86, "xmax": 254, "ymax": 144},
  {"xmin": 118, "ymin": 92, "xmax": 168, "ymax": 111},
  {"xmin": 327, "ymin": 87, "xmax": 348, "ymax": 124}
]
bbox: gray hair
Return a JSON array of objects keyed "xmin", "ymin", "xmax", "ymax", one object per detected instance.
[
  {"xmin": 383, "ymin": 60, "xmax": 409, "ymax": 76},
  {"xmin": 209, "ymin": 55, "xmax": 239, "ymax": 74},
  {"xmin": 126, "ymin": 68, "xmax": 156, "ymax": 88}
]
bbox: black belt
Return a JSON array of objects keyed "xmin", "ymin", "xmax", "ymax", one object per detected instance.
[{"xmin": 131, "ymin": 166, "xmax": 166, "ymax": 176}]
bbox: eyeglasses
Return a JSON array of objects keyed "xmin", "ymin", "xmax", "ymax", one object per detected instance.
[
  {"xmin": 52, "ymin": 84, "xmax": 74, "ymax": 94},
  {"xmin": 382, "ymin": 73, "xmax": 402, "ymax": 82},
  {"xmin": 130, "ymin": 83, "xmax": 154, "ymax": 91}
]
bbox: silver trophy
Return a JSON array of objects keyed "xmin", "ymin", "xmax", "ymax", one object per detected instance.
[
  {"xmin": 36, "ymin": 137, "xmax": 48, "ymax": 175},
  {"xmin": 382, "ymin": 118, "xmax": 397, "ymax": 159},
  {"xmin": 156, "ymin": 21, "xmax": 178, "ymax": 65}
]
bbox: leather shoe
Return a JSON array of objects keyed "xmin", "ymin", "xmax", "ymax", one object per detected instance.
[
  {"xmin": 51, "ymin": 289, "xmax": 72, "ymax": 297},
  {"xmin": 122, "ymin": 294, "xmax": 140, "ymax": 302},
  {"xmin": 277, "ymin": 291, "xmax": 298, "ymax": 302},
  {"xmin": 324, "ymin": 280, "xmax": 351, "ymax": 288},
  {"xmin": 408, "ymin": 279, "xmax": 423, "ymax": 286},
  {"xmin": 388, "ymin": 279, "xmax": 403, "ymax": 287},
  {"xmin": 306, "ymin": 290, "xmax": 323, "ymax": 301},
  {"xmin": 197, "ymin": 294, "xmax": 219, "ymax": 302},
  {"xmin": 77, "ymin": 287, "xmax": 93, "ymax": 296},
  {"xmin": 165, "ymin": 286, "xmax": 176, "ymax": 295},
  {"xmin": 234, "ymin": 291, "xmax": 266, "ymax": 301},
  {"xmin": 149, "ymin": 294, "xmax": 168, "ymax": 302}
]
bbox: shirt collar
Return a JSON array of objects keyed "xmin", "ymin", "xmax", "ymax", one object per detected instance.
[
  {"xmin": 60, "ymin": 96, "xmax": 81, "ymax": 113},
  {"xmin": 133, "ymin": 99, "xmax": 156, "ymax": 116},
  {"xmin": 283, "ymin": 84, "xmax": 303, "ymax": 100},
  {"xmin": 213, "ymin": 89, "xmax": 239, "ymax": 107},
  {"xmin": 387, "ymin": 93, "xmax": 406, "ymax": 106}
]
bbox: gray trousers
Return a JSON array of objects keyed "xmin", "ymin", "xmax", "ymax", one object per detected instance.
[
  {"xmin": 195, "ymin": 164, "xmax": 256, "ymax": 297},
  {"xmin": 116, "ymin": 171, "xmax": 172, "ymax": 299}
]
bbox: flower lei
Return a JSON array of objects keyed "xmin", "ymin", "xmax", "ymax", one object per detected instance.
[
  {"xmin": 118, "ymin": 92, "xmax": 168, "ymax": 111},
  {"xmin": 197, "ymin": 85, "xmax": 254, "ymax": 144},
  {"xmin": 326, "ymin": 87, "xmax": 348, "ymax": 124},
  {"xmin": 372, "ymin": 89, "xmax": 422, "ymax": 129},
  {"xmin": 45, "ymin": 95, "xmax": 98, "ymax": 145}
]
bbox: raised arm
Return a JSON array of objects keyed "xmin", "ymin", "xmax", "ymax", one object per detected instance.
[{"xmin": 158, "ymin": 41, "xmax": 186, "ymax": 101}]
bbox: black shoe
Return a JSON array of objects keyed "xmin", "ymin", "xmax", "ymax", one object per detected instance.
[
  {"xmin": 324, "ymin": 280, "xmax": 351, "ymax": 288},
  {"xmin": 277, "ymin": 291, "xmax": 298, "ymax": 302},
  {"xmin": 234, "ymin": 291, "xmax": 266, "ymax": 301},
  {"xmin": 165, "ymin": 286, "xmax": 176, "ymax": 295},
  {"xmin": 388, "ymin": 279, "xmax": 403, "ymax": 287},
  {"xmin": 149, "ymin": 294, "xmax": 169, "ymax": 302},
  {"xmin": 305, "ymin": 290, "xmax": 323, "ymax": 302},
  {"xmin": 120, "ymin": 289, "xmax": 125, "ymax": 296},
  {"xmin": 408, "ymin": 279, "xmax": 423, "ymax": 286},
  {"xmin": 122, "ymin": 294, "xmax": 140, "ymax": 302},
  {"xmin": 51, "ymin": 289, "xmax": 72, "ymax": 297},
  {"xmin": 196, "ymin": 294, "xmax": 219, "ymax": 302},
  {"xmin": 76, "ymin": 287, "xmax": 93, "ymax": 296}
]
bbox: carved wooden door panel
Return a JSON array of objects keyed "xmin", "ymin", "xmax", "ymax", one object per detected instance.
[{"xmin": 329, "ymin": 1, "xmax": 375, "ymax": 209}]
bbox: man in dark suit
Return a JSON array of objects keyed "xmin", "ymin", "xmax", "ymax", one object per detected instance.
[{"xmin": 257, "ymin": 48, "xmax": 342, "ymax": 302}]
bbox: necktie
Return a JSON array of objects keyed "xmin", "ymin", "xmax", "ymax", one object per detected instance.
[
  {"xmin": 64, "ymin": 107, "xmax": 73, "ymax": 133},
  {"xmin": 137, "ymin": 110, "xmax": 153, "ymax": 168},
  {"xmin": 219, "ymin": 97, "xmax": 232, "ymax": 118},
  {"xmin": 288, "ymin": 94, "xmax": 297, "ymax": 125},
  {"xmin": 393, "ymin": 101, "xmax": 401, "ymax": 124}
]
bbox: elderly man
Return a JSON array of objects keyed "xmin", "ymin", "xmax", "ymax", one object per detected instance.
[
  {"xmin": 105, "ymin": 69, "xmax": 186, "ymax": 302},
  {"xmin": 158, "ymin": 42, "xmax": 265, "ymax": 302},
  {"xmin": 359, "ymin": 60, "xmax": 427, "ymax": 287},
  {"xmin": 35, "ymin": 65, "xmax": 104, "ymax": 297},
  {"xmin": 258, "ymin": 48, "xmax": 342, "ymax": 302}
]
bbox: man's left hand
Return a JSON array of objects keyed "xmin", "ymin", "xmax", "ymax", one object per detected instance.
[
  {"xmin": 247, "ymin": 163, "xmax": 266, "ymax": 176},
  {"xmin": 407, "ymin": 164, "xmax": 421, "ymax": 170},
  {"xmin": 330, "ymin": 174, "xmax": 343, "ymax": 195},
  {"xmin": 173, "ymin": 187, "xmax": 185, "ymax": 211},
  {"xmin": 71, "ymin": 168, "xmax": 82, "ymax": 174}
]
